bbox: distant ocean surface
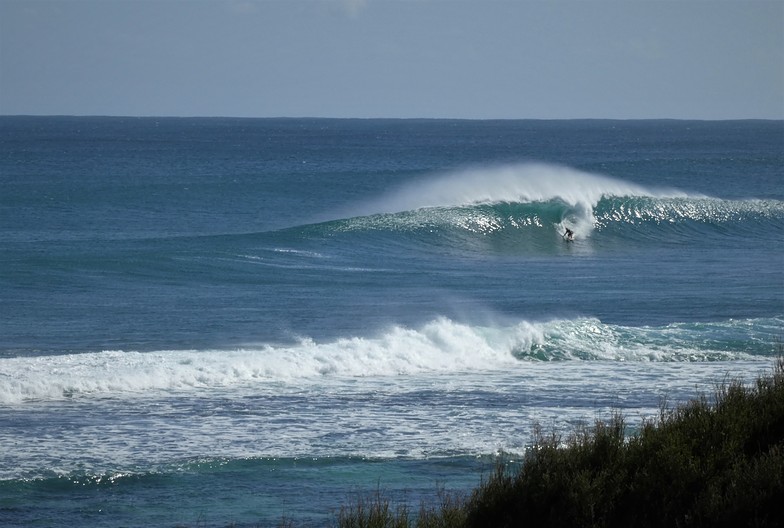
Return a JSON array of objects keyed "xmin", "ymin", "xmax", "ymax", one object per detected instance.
[{"xmin": 1, "ymin": 117, "xmax": 782, "ymax": 527}]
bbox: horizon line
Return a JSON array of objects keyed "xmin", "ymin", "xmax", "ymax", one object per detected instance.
[{"xmin": 2, "ymin": 114, "xmax": 783, "ymax": 122}]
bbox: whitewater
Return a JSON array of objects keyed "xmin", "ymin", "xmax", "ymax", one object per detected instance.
[
  {"xmin": 1, "ymin": 117, "xmax": 782, "ymax": 527},
  {"xmin": 2, "ymin": 315, "xmax": 780, "ymax": 405}
]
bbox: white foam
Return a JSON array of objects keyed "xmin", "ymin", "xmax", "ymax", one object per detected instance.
[
  {"xmin": 1, "ymin": 315, "xmax": 773, "ymax": 404},
  {"xmin": 0, "ymin": 318, "xmax": 519, "ymax": 403}
]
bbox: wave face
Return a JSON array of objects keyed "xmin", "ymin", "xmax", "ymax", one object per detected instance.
[
  {"xmin": 594, "ymin": 196, "xmax": 784, "ymax": 241},
  {"xmin": 2, "ymin": 316, "xmax": 779, "ymax": 404}
]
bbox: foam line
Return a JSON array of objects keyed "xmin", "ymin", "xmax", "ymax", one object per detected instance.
[{"xmin": 1, "ymin": 316, "xmax": 778, "ymax": 404}]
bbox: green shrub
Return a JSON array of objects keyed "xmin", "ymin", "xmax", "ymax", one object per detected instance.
[{"xmin": 335, "ymin": 358, "xmax": 784, "ymax": 528}]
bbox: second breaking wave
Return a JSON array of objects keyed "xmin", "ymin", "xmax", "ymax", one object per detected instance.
[{"xmin": 2, "ymin": 316, "xmax": 780, "ymax": 404}]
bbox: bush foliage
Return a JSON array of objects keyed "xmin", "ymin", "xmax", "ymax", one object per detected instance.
[{"xmin": 337, "ymin": 358, "xmax": 784, "ymax": 528}]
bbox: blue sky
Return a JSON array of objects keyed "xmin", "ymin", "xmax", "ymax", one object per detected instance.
[{"xmin": 1, "ymin": 0, "xmax": 782, "ymax": 119}]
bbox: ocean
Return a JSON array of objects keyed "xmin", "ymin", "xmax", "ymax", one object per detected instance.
[{"xmin": 1, "ymin": 117, "xmax": 782, "ymax": 527}]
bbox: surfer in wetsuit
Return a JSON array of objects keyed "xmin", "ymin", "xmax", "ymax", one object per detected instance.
[{"xmin": 563, "ymin": 228, "xmax": 574, "ymax": 241}]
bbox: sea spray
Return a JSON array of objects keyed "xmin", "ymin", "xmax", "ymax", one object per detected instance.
[
  {"xmin": 349, "ymin": 162, "xmax": 684, "ymax": 216},
  {"xmin": 356, "ymin": 163, "xmax": 676, "ymax": 212}
]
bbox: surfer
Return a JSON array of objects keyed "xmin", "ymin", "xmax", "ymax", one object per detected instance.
[{"xmin": 563, "ymin": 228, "xmax": 574, "ymax": 241}]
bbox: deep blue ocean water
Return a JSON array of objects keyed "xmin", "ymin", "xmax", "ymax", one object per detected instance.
[{"xmin": 1, "ymin": 117, "xmax": 782, "ymax": 527}]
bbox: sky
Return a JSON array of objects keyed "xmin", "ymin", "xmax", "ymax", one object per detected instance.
[{"xmin": 1, "ymin": 0, "xmax": 782, "ymax": 119}]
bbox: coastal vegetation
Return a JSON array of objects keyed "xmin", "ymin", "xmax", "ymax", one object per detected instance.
[{"xmin": 335, "ymin": 357, "xmax": 784, "ymax": 528}]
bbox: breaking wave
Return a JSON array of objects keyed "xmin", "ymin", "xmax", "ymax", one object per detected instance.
[
  {"xmin": 1, "ymin": 315, "xmax": 779, "ymax": 404},
  {"xmin": 291, "ymin": 164, "xmax": 783, "ymax": 247}
]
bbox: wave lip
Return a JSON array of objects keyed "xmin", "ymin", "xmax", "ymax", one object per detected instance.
[{"xmin": 1, "ymin": 316, "xmax": 779, "ymax": 404}]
